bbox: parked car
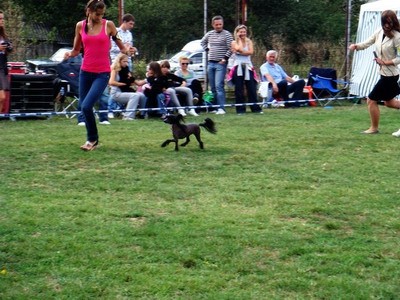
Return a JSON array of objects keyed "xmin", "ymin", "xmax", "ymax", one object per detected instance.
[
  {"xmin": 26, "ymin": 48, "xmax": 82, "ymax": 74},
  {"xmin": 165, "ymin": 39, "xmax": 234, "ymax": 83},
  {"xmin": 167, "ymin": 40, "xmax": 206, "ymax": 82}
]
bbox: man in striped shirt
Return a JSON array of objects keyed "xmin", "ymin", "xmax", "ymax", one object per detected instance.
[{"xmin": 201, "ymin": 15, "xmax": 233, "ymax": 114}]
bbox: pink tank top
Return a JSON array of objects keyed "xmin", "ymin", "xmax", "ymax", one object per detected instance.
[{"xmin": 81, "ymin": 19, "xmax": 111, "ymax": 73}]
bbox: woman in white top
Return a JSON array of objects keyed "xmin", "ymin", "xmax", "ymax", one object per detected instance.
[
  {"xmin": 231, "ymin": 25, "xmax": 262, "ymax": 114},
  {"xmin": 349, "ymin": 10, "xmax": 400, "ymax": 135}
]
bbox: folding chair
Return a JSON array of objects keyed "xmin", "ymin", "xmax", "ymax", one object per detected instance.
[
  {"xmin": 56, "ymin": 58, "xmax": 81, "ymax": 118},
  {"xmin": 308, "ymin": 67, "xmax": 348, "ymax": 106}
]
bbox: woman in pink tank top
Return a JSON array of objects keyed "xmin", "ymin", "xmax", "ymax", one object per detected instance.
[{"xmin": 64, "ymin": 0, "xmax": 126, "ymax": 151}]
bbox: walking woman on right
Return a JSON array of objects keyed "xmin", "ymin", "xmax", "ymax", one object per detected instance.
[
  {"xmin": 230, "ymin": 24, "xmax": 262, "ymax": 114},
  {"xmin": 0, "ymin": 10, "xmax": 13, "ymax": 114},
  {"xmin": 349, "ymin": 10, "xmax": 400, "ymax": 135}
]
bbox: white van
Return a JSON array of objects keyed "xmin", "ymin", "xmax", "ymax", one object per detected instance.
[
  {"xmin": 167, "ymin": 40, "xmax": 206, "ymax": 82},
  {"xmin": 165, "ymin": 39, "xmax": 234, "ymax": 83}
]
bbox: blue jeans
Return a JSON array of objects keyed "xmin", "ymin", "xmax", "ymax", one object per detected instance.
[
  {"xmin": 156, "ymin": 93, "xmax": 168, "ymax": 114},
  {"xmin": 79, "ymin": 71, "xmax": 110, "ymax": 142},
  {"xmin": 207, "ymin": 61, "xmax": 227, "ymax": 110},
  {"xmin": 78, "ymin": 86, "xmax": 109, "ymax": 123}
]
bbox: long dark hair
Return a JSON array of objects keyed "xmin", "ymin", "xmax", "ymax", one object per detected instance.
[
  {"xmin": 148, "ymin": 62, "xmax": 162, "ymax": 77},
  {"xmin": 0, "ymin": 10, "xmax": 8, "ymax": 39},
  {"xmin": 381, "ymin": 10, "xmax": 400, "ymax": 38},
  {"xmin": 84, "ymin": 0, "xmax": 106, "ymax": 34}
]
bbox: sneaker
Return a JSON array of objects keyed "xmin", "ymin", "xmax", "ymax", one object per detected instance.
[
  {"xmin": 77, "ymin": 122, "xmax": 85, "ymax": 126},
  {"xmin": 178, "ymin": 109, "xmax": 187, "ymax": 116},
  {"xmin": 99, "ymin": 120, "xmax": 111, "ymax": 125},
  {"xmin": 123, "ymin": 117, "xmax": 135, "ymax": 121},
  {"xmin": 187, "ymin": 109, "xmax": 199, "ymax": 116},
  {"xmin": 392, "ymin": 129, "xmax": 400, "ymax": 137},
  {"xmin": 271, "ymin": 100, "xmax": 280, "ymax": 108},
  {"xmin": 108, "ymin": 112, "xmax": 114, "ymax": 119},
  {"xmin": 215, "ymin": 109, "xmax": 226, "ymax": 115},
  {"xmin": 193, "ymin": 95, "xmax": 199, "ymax": 105}
]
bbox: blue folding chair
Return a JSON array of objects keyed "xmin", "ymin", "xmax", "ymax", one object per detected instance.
[{"xmin": 308, "ymin": 67, "xmax": 348, "ymax": 106}]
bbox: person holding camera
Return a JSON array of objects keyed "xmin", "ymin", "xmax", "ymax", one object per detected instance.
[{"xmin": 0, "ymin": 10, "xmax": 13, "ymax": 113}]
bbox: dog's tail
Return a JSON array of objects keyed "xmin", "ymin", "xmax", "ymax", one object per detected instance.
[{"xmin": 199, "ymin": 118, "xmax": 217, "ymax": 134}]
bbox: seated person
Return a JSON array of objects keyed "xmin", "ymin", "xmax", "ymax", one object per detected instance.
[
  {"xmin": 160, "ymin": 60, "xmax": 198, "ymax": 116},
  {"xmin": 109, "ymin": 53, "xmax": 147, "ymax": 120},
  {"xmin": 143, "ymin": 61, "xmax": 169, "ymax": 117},
  {"xmin": 174, "ymin": 56, "xmax": 203, "ymax": 106},
  {"xmin": 260, "ymin": 50, "xmax": 305, "ymax": 107}
]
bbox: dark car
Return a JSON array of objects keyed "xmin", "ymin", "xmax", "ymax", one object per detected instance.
[{"xmin": 26, "ymin": 48, "xmax": 82, "ymax": 74}]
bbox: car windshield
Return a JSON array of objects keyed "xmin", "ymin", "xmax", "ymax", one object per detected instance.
[
  {"xmin": 169, "ymin": 51, "xmax": 192, "ymax": 63},
  {"xmin": 50, "ymin": 48, "xmax": 71, "ymax": 62}
]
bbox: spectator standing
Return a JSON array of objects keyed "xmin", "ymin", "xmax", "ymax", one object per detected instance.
[
  {"xmin": 230, "ymin": 24, "xmax": 262, "ymax": 114},
  {"xmin": 349, "ymin": 10, "xmax": 400, "ymax": 135},
  {"xmin": 0, "ymin": 10, "xmax": 12, "ymax": 114},
  {"xmin": 64, "ymin": 0, "xmax": 126, "ymax": 151},
  {"xmin": 110, "ymin": 13, "xmax": 137, "ymax": 67},
  {"xmin": 260, "ymin": 50, "xmax": 305, "ymax": 108},
  {"xmin": 201, "ymin": 15, "xmax": 233, "ymax": 114},
  {"xmin": 108, "ymin": 13, "xmax": 137, "ymax": 118}
]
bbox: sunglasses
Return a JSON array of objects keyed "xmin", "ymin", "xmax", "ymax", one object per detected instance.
[{"xmin": 181, "ymin": 63, "xmax": 189, "ymax": 65}]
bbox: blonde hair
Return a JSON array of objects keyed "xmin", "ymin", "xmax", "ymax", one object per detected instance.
[
  {"xmin": 234, "ymin": 24, "xmax": 250, "ymax": 44},
  {"xmin": 179, "ymin": 56, "xmax": 190, "ymax": 63},
  {"xmin": 111, "ymin": 53, "xmax": 129, "ymax": 72}
]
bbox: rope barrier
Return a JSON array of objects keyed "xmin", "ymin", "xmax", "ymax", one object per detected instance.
[{"xmin": 0, "ymin": 96, "xmax": 360, "ymax": 119}]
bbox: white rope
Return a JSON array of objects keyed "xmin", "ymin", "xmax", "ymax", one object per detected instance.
[{"xmin": 0, "ymin": 96, "xmax": 360, "ymax": 118}]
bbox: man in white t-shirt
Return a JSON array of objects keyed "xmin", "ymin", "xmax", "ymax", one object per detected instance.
[
  {"xmin": 108, "ymin": 14, "xmax": 138, "ymax": 118},
  {"xmin": 110, "ymin": 13, "xmax": 137, "ymax": 67}
]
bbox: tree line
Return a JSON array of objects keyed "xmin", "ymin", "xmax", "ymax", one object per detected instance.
[{"xmin": 3, "ymin": 0, "xmax": 367, "ymax": 77}]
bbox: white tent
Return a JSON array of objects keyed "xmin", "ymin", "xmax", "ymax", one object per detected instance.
[{"xmin": 350, "ymin": 0, "xmax": 400, "ymax": 97}]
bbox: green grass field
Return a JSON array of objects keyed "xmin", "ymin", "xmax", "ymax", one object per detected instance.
[{"xmin": 1, "ymin": 105, "xmax": 400, "ymax": 299}]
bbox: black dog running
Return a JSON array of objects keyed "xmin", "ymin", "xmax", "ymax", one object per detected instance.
[{"xmin": 161, "ymin": 114, "xmax": 217, "ymax": 151}]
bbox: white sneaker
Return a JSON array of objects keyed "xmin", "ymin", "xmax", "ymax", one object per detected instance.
[
  {"xmin": 178, "ymin": 109, "xmax": 187, "ymax": 116},
  {"xmin": 99, "ymin": 120, "xmax": 111, "ymax": 125},
  {"xmin": 108, "ymin": 113, "xmax": 114, "ymax": 119},
  {"xmin": 123, "ymin": 117, "xmax": 135, "ymax": 121},
  {"xmin": 77, "ymin": 122, "xmax": 85, "ymax": 126},
  {"xmin": 392, "ymin": 129, "xmax": 400, "ymax": 137},
  {"xmin": 187, "ymin": 109, "xmax": 199, "ymax": 116},
  {"xmin": 215, "ymin": 109, "xmax": 226, "ymax": 115},
  {"xmin": 271, "ymin": 99, "xmax": 280, "ymax": 108}
]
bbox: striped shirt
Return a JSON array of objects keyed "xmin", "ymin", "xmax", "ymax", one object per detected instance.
[{"xmin": 201, "ymin": 30, "xmax": 233, "ymax": 62}]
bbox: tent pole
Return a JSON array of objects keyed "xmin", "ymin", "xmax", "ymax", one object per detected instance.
[
  {"xmin": 204, "ymin": 0, "xmax": 208, "ymax": 90},
  {"xmin": 345, "ymin": 0, "xmax": 352, "ymax": 82}
]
